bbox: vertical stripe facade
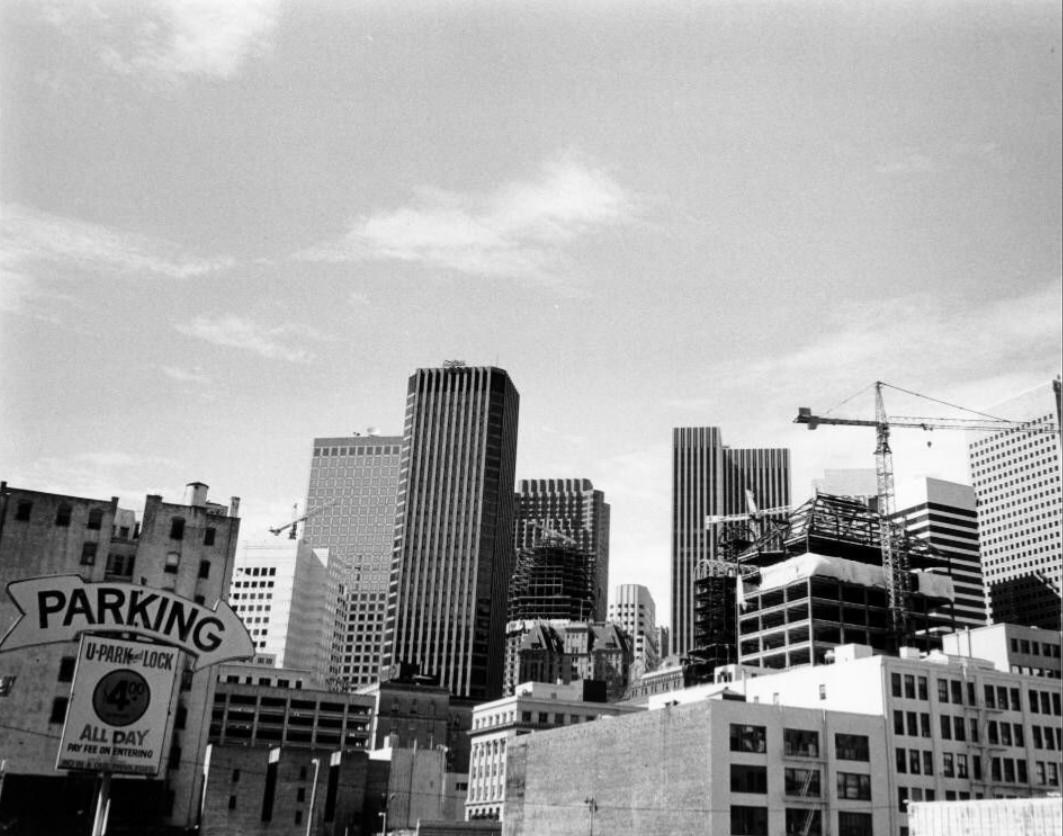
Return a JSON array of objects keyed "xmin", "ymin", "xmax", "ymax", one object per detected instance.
[
  {"xmin": 671, "ymin": 428, "xmax": 790, "ymax": 657},
  {"xmin": 385, "ymin": 366, "xmax": 519, "ymax": 700}
]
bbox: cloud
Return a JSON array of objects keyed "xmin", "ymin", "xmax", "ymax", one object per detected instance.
[
  {"xmin": 161, "ymin": 365, "xmax": 212, "ymax": 385},
  {"xmin": 1, "ymin": 203, "xmax": 233, "ymax": 283},
  {"xmin": 175, "ymin": 315, "xmax": 315, "ymax": 363},
  {"xmin": 301, "ymin": 155, "xmax": 635, "ymax": 285},
  {"xmin": 42, "ymin": 0, "xmax": 280, "ymax": 82}
]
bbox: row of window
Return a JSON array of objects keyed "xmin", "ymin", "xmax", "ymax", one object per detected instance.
[
  {"xmin": 892, "ymin": 674, "xmax": 1063, "ymax": 716},
  {"xmin": 730, "ymin": 764, "xmax": 824, "ymax": 798},
  {"xmin": 729, "ymin": 725, "xmax": 870, "ymax": 762},
  {"xmin": 731, "ymin": 806, "xmax": 871, "ymax": 836},
  {"xmin": 13, "ymin": 501, "xmax": 103, "ymax": 528}
]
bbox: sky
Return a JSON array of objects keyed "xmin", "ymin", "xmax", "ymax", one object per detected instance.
[{"xmin": 2, "ymin": 0, "xmax": 1060, "ymax": 627}]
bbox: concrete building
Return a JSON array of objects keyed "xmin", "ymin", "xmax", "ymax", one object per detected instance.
[
  {"xmin": 942, "ymin": 622, "xmax": 1061, "ymax": 680},
  {"xmin": 386, "ymin": 364, "xmax": 520, "ymax": 700},
  {"xmin": 502, "ymin": 620, "xmax": 632, "ymax": 700},
  {"xmin": 465, "ymin": 680, "xmax": 642, "ymax": 822},
  {"xmin": 671, "ymin": 427, "xmax": 790, "ymax": 657},
  {"xmin": 0, "ymin": 482, "xmax": 241, "ymax": 832},
  {"xmin": 894, "ymin": 477, "xmax": 988, "ymax": 629},
  {"xmin": 500, "ymin": 692, "xmax": 886, "ymax": 836},
  {"xmin": 909, "ymin": 797, "xmax": 1063, "ymax": 836},
  {"xmin": 231, "ymin": 539, "xmax": 335, "ymax": 686},
  {"xmin": 202, "ymin": 745, "xmax": 369, "ymax": 836},
  {"xmin": 735, "ymin": 643, "xmax": 1063, "ymax": 834},
  {"xmin": 303, "ymin": 432, "xmax": 403, "ymax": 690},
  {"xmin": 966, "ymin": 379, "xmax": 1062, "ymax": 629},
  {"xmin": 608, "ymin": 583, "xmax": 659, "ymax": 675},
  {"xmin": 514, "ymin": 479, "xmax": 610, "ymax": 621},
  {"xmin": 210, "ymin": 664, "xmax": 375, "ymax": 751}
]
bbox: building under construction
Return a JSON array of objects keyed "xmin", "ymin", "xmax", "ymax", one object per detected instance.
[
  {"xmin": 689, "ymin": 493, "xmax": 956, "ymax": 677},
  {"xmin": 507, "ymin": 538, "xmax": 595, "ymax": 622}
]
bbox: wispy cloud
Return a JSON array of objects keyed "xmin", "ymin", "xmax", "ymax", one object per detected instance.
[
  {"xmin": 1, "ymin": 203, "xmax": 233, "ymax": 282},
  {"xmin": 301, "ymin": 154, "xmax": 635, "ymax": 285},
  {"xmin": 161, "ymin": 365, "xmax": 212, "ymax": 385},
  {"xmin": 175, "ymin": 315, "xmax": 315, "ymax": 363},
  {"xmin": 42, "ymin": 0, "xmax": 280, "ymax": 83}
]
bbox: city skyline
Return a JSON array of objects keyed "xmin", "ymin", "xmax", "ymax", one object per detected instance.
[{"xmin": 3, "ymin": 2, "xmax": 1061, "ymax": 622}]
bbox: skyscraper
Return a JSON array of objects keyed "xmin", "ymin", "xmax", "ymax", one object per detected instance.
[
  {"xmin": 514, "ymin": 478, "xmax": 610, "ymax": 621},
  {"xmin": 967, "ymin": 379, "xmax": 1062, "ymax": 629},
  {"xmin": 671, "ymin": 427, "xmax": 790, "ymax": 657},
  {"xmin": 385, "ymin": 365, "xmax": 520, "ymax": 700},
  {"xmin": 303, "ymin": 433, "xmax": 403, "ymax": 689},
  {"xmin": 893, "ymin": 477, "xmax": 988, "ymax": 629},
  {"xmin": 608, "ymin": 584, "xmax": 659, "ymax": 674}
]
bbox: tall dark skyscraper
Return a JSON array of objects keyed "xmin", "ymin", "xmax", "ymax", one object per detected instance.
[
  {"xmin": 385, "ymin": 364, "xmax": 520, "ymax": 699},
  {"xmin": 671, "ymin": 427, "xmax": 790, "ymax": 657},
  {"xmin": 514, "ymin": 478, "xmax": 610, "ymax": 621}
]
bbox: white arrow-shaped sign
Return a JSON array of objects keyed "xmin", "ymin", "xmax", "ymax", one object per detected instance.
[{"xmin": 1, "ymin": 575, "xmax": 254, "ymax": 670}]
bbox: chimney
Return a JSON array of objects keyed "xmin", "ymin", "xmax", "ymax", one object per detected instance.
[
  {"xmin": 187, "ymin": 482, "xmax": 209, "ymax": 507},
  {"xmin": 229, "ymin": 497, "xmax": 241, "ymax": 518}
]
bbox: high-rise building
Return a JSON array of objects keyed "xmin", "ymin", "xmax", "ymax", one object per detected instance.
[
  {"xmin": 671, "ymin": 427, "xmax": 790, "ymax": 657},
  {"xmin": 230, "ymin": 539, "xmax": 335, "ymax": 685},
  {"xmin": 967, "ymin": 380, "xmax": 1062, "ymax": 630},
  {"xmin": 894, "ymin": 477, "xmax": 988, "ymax": 629},
  {"xmin": 303, "ymin": 433, "xmax": 402, "ymax": 690},
  {"xmin": 608, "ymin": 584, "xmax": 659, "ymax": 674},
  {"xmin": 508, "ymin": 538, "xmax": 594, "ymax": 623},
  {"xmin": 514, "ymin": 479, "xmax": 610, "ymax": 621},
  {"xmin": 385, "ymin": 364, "xmax": 520, "ymax": 700}
]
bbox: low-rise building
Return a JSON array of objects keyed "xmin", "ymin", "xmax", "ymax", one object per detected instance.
[
  {"xmin": 943, "ymin": 622, "xmax": 1061, "ymax": 680},
  {"xmin": 502, "ymin": 620, "xmax": 632, "ymax": 700},
  {"xmin": 501, "ymin": 693, "xmax": 886, "ymax": 836},
  {"xmin": 465, "ymin": 680, "xmax": 641, "ymax": 822}
]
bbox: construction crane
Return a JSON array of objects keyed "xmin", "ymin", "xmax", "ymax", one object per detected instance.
[
  {"xmin": 269, "ymin": 499, "xmax": 338, "ymax": 539},
  {"xmin": 795, "ymin": 380, "xmax": 1060, "ymax": 646}
]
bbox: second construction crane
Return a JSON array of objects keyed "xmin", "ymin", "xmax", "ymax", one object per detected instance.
[{"xmin": 795, "ymin": 381, "xmax": 1060, "ymax": 647}]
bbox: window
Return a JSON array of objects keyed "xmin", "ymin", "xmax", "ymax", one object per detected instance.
[
  {"xmin": 937, "ymin": 679, "xmax": 949, "ymax": 702},
  {"xmin": 14, "ymin": 500, "xmax": 32, "ymax": 521},
  {"xmin": 943, "ymin": 753, "xmax": 954, "ymax": 778},
  {"xmin": 904, "ymin": 674, "xmax": 916, "ymax": 699},
  {"xmin": 906, "ymin": 712, "xmax": 918, "ymax": 736},
  {"xmin": 893, "ymin": 711, "xmax": 905, "ymax": 735},
  {"xmin": 984, "ymin": 685, "xmax": 995, "ymax": 708},
  {"xmin": 49, "ymin": 696, "xmax": 69, "ymax": 724},
  {"xmin": 951, "ymin": 681, "xmax": 962, "ymax": 704},
  {"xmin": 55, "ymin": 504, "xmax": 72, "ymax": 527},
  {"xmin": 80, "ymin": 542, "xmax": 98, "ymax": 566},
  {"xmin": 969, "ymin": 719, "xmax": 979, "ymax": 743},
  {"xmin": 835, "ymin": 733, "xmax": 869, "ymax": 761},
  {"xmin": 909, "ymin": 750, "xmax": 921, "ymax": 774},
  {"xmin": 731, "ymin": 764, "xmax": 767, "ymax": 794},
  {"xmin": 87, "ymin": 509, "xmax": 103, "ymax": 530},
  {"xmin": 940, "ymin": 715, "xmax": 952, "ymax": 740},
  {"xmin": 232, "ymin": 769, "xmax": 241, "ymax": 783},
  {"xmin": 918, "ymin": 677, "xmax": 928, "ymax": 700},
  {"xmin": 838, "ymin": 812, "xmax": 872, "ymax": 836},
  {"xmin": 891, "ymin": 673, "xmax": 902, "ymax": 697},
  {"xmin": 923, "ymin": 751, "xmax": 933, "ymax": 776},
  {"xmin": 953, "ymin": 716, "xmax": 965, "ymax": 741},
  {"xmin": 165, "ymin": 552, "xmax": 180, "ymax": 574},
  {"xmin": 1000, "ymin": 724, "xmax": 1012, "ymax": 747},
  {"xmin": 296, "ymin": 788, "xmax": 306, "ymax": 802},
  {"xmin": 837, "ymin": 772, "xmax": 871, "ymax": 800},
  {"xmin": 204, "ymin": 527, "xmax": 216, "ymax": 546},
  {"xmin": 896, "ymin": 748, "xmax": 907, "ymax": 774},
  {"xmin": 988, "ymin": 722, "xmax": 998, "ymax": 745},
  {"xmin": 198, "ymin": 560, "xmax": 211, "ymax": 579},
  {"xmin": 1009, "ymin": 688, "xmax": 1021, "ymax": 711},
  {"xmin": 58, "ymin": 656, "xmax": 76, "ymax": 683},
  {"xmin": 294, "ymin": 811, "xmax": 302, "ymax": 825},
  {"xmin": 784, "ymin": 728, "xmax": 819, "ymax": 757},
  {"xmin": 897, "ymin": 786, "xmax": 909, "ymax": 812},
  {"xmin": 228, "ymin": 795, "xmax": 237, "ymax": 810},
  {"xmin": 920, "ymin": 713, "xmax": 931, "ymax": 738},
  {"xmin": 784, "ymin": 768, "xmax": 820, "ymax": 797},
  {"xmin": 785, "ymin": 809, "xmax": 821, "ymax": 836},
  {"xmin": 170, "ymin": 518, "xmax": 185, "ymax": 540},
  {"xmin": 730, "ymin": 724, "xmax": 767, "ymax": 754},
  {"xmin": 956, "ymin": 754, "xmax": 968, "ymax": 779},
  {"xmin": 973, "ymin": 756, "xmax": 982, "ymax": 781},
  {"xmin": 731, "ymin": 806, "xmax": 768, "ymax": 836}
]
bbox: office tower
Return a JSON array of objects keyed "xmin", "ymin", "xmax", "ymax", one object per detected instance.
[
  {"xmin": 608, "ymin": 584, "xmax": 659, "ymax": 674},
  {"xmin": 385, "ymin": 364, "xmax": 520, "ymax": 700},
  {"xmin": 514, "ymin": 479, "xmax": 610, "ymax": 621},
  {"xmin": 894, "ymin": 477, "xmax": 988, "ymax": 629},
  {"xmin": 303, "ymin": 433, "xmax": 402, "ymax": 690},
  {"xmin": 671, "ymin": 427, "xmax": 790, "ymax": 657},
  {"xmin": 230, "ymin": 539, "xmax": 334, "ymax": 685},
  {"xmin": 967, "ymin": 380, "xmax": 1062, "ymax": 629},
  {"xmin": 508, "ymin": 538, "xmax": 593, "ymax": 622}
]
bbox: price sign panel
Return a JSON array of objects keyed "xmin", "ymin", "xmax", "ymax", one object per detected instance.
[{"xmin": 56, "ymin": 635, "xmax": 180, "ymax": 776}]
